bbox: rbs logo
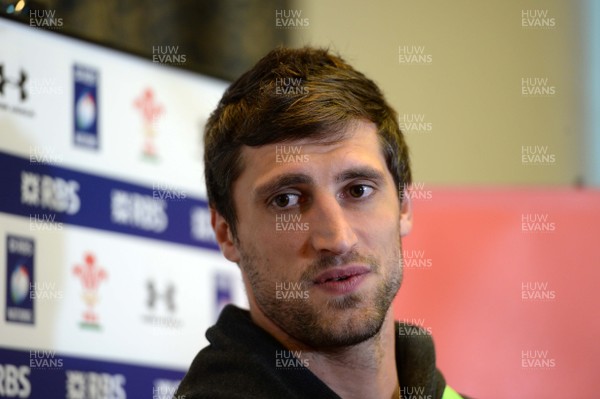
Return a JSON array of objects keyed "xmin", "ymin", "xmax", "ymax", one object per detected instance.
[
  {"xmin": 0, "ymin": 364, "xmax": 31, "ymax": 398},
  {"xmin": 66, "ymin": 370, "xmax": 126, "ymax": 399},
  {"xmin": 20, "ymin": 171, "xmax": 80, "ymax": 214},
  {"xmin": 111, "ymin": 189, "xmax": 168, "ymax": 233}
]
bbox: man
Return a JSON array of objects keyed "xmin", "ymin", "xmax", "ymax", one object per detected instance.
[{"xmin": 176, "ymin": 47, "xmax": 465, "ymax": 399}]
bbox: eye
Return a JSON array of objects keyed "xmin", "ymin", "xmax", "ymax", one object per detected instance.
[
  {"xmin": 271, "ymin": 193, "xmax": 300, "ymax": 209},
  {"xmin": 348, "ymin": 184, "xmax": 374, "ymax": 198}
]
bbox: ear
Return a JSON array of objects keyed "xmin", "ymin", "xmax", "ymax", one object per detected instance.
[
  {"xmin": 400, "ymin": 190, "xmax": 413, "ymax": 237},
  {"xmin": 211, "ymin": 207, "xmax": 241, "ymax": 263}
]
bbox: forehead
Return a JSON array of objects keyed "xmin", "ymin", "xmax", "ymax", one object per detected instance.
[{"xmin": 235, "ymin": 120, "xmax": 390, "ymax": 190}]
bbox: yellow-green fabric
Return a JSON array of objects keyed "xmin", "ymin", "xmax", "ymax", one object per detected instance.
[{"xmin": 442, "ymin": 385, "xmax": 463, "ymax": 399}]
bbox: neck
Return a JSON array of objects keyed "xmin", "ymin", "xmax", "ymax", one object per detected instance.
[
  {"xmin": 303, "ymin": 312, "xmax": 399, "ymax": 399},
  {"xmin": 250, "ymin": 301, "xmax": 399, "ymax": 399}
]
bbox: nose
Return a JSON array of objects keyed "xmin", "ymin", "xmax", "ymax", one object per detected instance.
[{"xmin": 308, "ymin": 192, "xmax": 358, "ymax": 255}]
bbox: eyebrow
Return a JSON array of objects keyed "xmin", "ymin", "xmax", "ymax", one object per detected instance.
[
  {"xmin": 255, "ymin": 174, "xmax": 313, "ymax": 200},
  {"xmin": 254, "ymin": 166, "xmax": 386, "ymax": 201},
  {"xmin": 334, "ymin": 167, "xmax": 385, "ymax": 184}
]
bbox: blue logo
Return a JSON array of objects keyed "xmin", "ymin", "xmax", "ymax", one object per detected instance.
[
  {"xmin": 214, "ymin": 273, "xmax": 232, "ymax": 322},
  {"xmin": 73, "ymin": 64, "xmax": 99, "ymax": 149},
  {"xmin": 5, "ymin": 235, "xmax": 35, "ymax": 324}
]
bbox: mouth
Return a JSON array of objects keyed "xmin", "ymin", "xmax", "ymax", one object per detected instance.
[{"xmin": 312, "ymin": 265, "xmax": 371, "ymax": 295}]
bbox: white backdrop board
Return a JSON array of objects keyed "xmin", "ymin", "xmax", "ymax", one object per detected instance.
[{"xmin": 0, "ymin": 17, "xmax": 246, "ymax": 399}]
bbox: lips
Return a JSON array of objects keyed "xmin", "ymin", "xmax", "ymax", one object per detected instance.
[{"xmin": 313, "ymin": 265, "xmax": 370, "ymax": 285}]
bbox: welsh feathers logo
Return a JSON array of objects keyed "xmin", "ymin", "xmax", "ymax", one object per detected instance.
[
  {"xmin": 73, "ymin": 252, "xmax": 107, "ymax": 330},
  {"xmin": 134, "ymin": 87, "xmax": 164, "ymax": 161}
]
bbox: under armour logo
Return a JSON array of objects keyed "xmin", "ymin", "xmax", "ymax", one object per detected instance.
[
  {"xmin": 0, "ymin": 64, "xmax": 27, "ymax": 101},
  {"xmin": 146, "ymin": 280, "xmax": 176, "ymax": 312}
]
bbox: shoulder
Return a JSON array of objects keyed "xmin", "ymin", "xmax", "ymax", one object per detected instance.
[
  {"xmin": 395, "ymin": 321, "xmax": 445, "ymax": 398},
  {"xmin": 175, "ymin": 305, "xmax": 339, "ymax": 399}
]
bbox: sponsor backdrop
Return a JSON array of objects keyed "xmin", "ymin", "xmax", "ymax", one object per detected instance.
[{"xmin": 0, "ymin": 17, "xmax": 247, "ymax": 399}]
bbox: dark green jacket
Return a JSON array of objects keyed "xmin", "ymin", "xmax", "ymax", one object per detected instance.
[{"xmin": 176, "ymin": 305, "xmax": 465, "ymax": 399}]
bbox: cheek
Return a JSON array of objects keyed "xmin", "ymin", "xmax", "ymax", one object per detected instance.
[
  {"xmin": 359, "ymin": 209, "xmax": 399, "ymax": 243},
  {"xmin": 237, "ymin": 208, "xmax": 304, "ymax": 266},
  {"xmin": 364, "ymin": 213, "xmax": 402, "ymax": 262}
]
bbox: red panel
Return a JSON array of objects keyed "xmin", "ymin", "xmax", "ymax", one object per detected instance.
[{"xmin": 393, "ymin": 188, "xmax": 600, "ymax": 398}]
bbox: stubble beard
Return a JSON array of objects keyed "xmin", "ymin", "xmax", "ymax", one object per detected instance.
[{"xmin": 240, "ymin": 240, "xmax": 403, "ymax": 349}]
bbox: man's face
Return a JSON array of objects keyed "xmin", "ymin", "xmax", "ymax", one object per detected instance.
[{"xmin": 228, "ymin": 120, "xmax": 405, "ymax": 348}]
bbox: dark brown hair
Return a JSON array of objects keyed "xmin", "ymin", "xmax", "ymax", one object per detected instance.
[{"xmin": 204, "ymin": 47, "xmax": 411, "ymax": 238}]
